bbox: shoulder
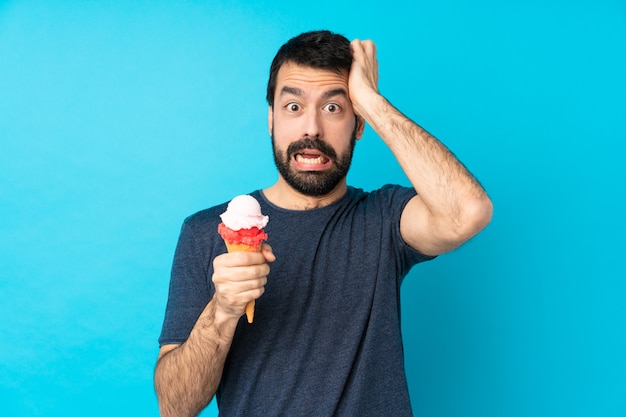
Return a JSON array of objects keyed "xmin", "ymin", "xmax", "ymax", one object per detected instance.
[
  {"xmin": 182, "ymin": 188, "xmax": 263, "ymax": 229},
  {"xmin": 175, "ymin": 199, "xmax": 232, "ymax": 246},
  {"xmin": 178, "ymin": 190, "xmax": 265, "ymax": 237},
  {"xmin": 183, "ymin": 202, "xmax": 228, "ymax": 229},
  {"xmin": 183, "ymin": 190, "xmax": 265, "ymax": 226},
  {"xmin": 348, "ymin": 184, "xmax": 416, "ymax": 209}
]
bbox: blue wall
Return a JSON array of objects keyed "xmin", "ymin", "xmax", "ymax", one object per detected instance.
[{"xmin": 1, "ymin": 1, "xmax": 624, "ymax": 416}]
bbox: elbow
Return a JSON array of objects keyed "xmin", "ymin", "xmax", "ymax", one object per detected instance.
[
  {"xmin": 441, "ymin": 194, "xmax": 493, "ymax": 249},
  {"xmin": 457, "ymin": 194, "xmax": 493, "ymax": 241},
  {"xmin": 469, "ymin": 193, "xmax": 493, "ymax": 231}
]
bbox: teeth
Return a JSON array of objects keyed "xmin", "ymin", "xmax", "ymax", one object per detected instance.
[{"xmin": 296, "ymin": 154, "xmax": 325, "ymax": 164}]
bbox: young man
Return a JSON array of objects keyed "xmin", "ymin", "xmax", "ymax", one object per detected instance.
[{"xmin": 155, "ymin": 30, "xmax": 492, "ymax": 417}]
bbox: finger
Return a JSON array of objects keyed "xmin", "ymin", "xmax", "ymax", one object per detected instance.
[
  {"xmin": 214, "ymin": 274, "xmax": 267, "ymax": 301},
  {"xmin": 360, "ymin": 40, "xmax": 378, "ymax": 83},
  {"xmin": 240, "ymin": 286, "xmax": 265, "ymax": 303},
  {"xmin": 352, "ymin": 39, "xmax": 376, "ymax": 60},
  {"xmin": 361, "ymin": 40, "xmax": 376, "ymax": 58},
  {"xmin": 232, "ymin": 286, "xmax": 266, "ymax": 310},
  {"xmin": 350, "ymin": 39, "xmax": 364, "ymax": 58},
  {"xmin": 214, "ymin": 250, "xmax": 266, "ymax": 267},
  {"xmin": 215, "ymin": 285, "xmax": 266, "ymax": 315},
  {"xmin": 231, "ymin": 263, "xmax": 271, "ymax": 281},
  {"xmin": 212, "ymin": 263, "xmax": 270, "ymax": 288},
  {"xmin": 227, "ymin": 275, "xmax": 267, "ymax": 294},
  {"xmin": 261, "ymin": 243, "xmax": 276, "ymax": 262}
]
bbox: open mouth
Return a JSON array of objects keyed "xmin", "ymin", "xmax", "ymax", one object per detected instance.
[{"xmin": 293, "ymin": 151, "xmax": 331, "ymax": 170}]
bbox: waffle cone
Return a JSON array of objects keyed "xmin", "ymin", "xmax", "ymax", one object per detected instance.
[
  {"xmin": 225, "ymin": 242, "xmax": 261, "ymax": 253},
  {"xmin": 225, "ymin": 241, "xmax": 261, "ymax": 323}
]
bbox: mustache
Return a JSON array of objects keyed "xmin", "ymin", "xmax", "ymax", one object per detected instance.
[{"xmin": 286, "ymin": 138, "xmax": 338, "ymax": 160}]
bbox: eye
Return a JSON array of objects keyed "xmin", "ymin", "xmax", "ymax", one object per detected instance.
[
  {"xmin": 324, "ymin": 103, "xmax": 341, "ymax": 113},
  {"xmin": 285, "ymin": 102, "xmax": 301, "ymax": 112}
]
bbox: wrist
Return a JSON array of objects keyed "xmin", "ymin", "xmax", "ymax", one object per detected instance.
[
  {"xmin": 352, "ymin": 90, "xmax": 384, "ymax": 122},
  {"xmin": 210, "ymin": 300, "xmax": 242, "ymax": 333}
]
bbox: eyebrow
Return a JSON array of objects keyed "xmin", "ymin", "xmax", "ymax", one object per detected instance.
[
  {"xmin": 279, "ymin": 86, "xmax": 305, "ymax": 98},
  {"xmin": 322, "ymin": 88, "xmax": 349, "ymax": 100},
  {"xmin": 279, "ymin": 86, "xmax": 349, "ymax": 100}
]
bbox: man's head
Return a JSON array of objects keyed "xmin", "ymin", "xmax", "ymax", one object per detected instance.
[
  {"xmin": 266, "ymin": 30, "xmax": 352, "ymax": 108},
  {"xmin": 267, "ymin": 30, "xmax": 364, "ymax": 198}
]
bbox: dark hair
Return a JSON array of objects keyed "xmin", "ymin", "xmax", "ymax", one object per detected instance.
[{"xmin": 266, "ymin": 30, "xmax": 352, "ymax": 107}]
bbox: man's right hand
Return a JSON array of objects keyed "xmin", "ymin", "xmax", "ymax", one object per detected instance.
[
  {"xmin": 211, "ymin": 243, "xmax": 275, "ymax": 319},
  {"xmin": 155, "ymin": 245, "xmax": 275, "ymax": 416}
]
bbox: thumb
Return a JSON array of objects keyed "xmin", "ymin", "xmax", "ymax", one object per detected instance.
[{"xmin": 261, "ymin": 243, "xmax": 276, "ymax": 262}]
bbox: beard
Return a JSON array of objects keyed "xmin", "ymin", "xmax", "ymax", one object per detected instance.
[{"xmin": 272, "ymin": 128, "xmax": 357, "ymax": 197}]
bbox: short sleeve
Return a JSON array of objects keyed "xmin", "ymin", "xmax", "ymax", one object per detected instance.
[
  {"xmin": 158, "ymin": 217, "xmax": 215, "ymax": 346},
  {"xmin": 377, "ymin": 184, "xmax": 437, "ymax": 274}
]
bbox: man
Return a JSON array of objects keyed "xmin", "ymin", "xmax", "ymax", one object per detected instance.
[{"xmin": 155, "ymin": 30, "xmax": 492, "ymax": 416}]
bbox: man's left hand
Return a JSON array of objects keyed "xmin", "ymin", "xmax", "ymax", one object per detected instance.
[{"xmin": 349, "ymin": 39, "xmax": 380, "ymax": 118}]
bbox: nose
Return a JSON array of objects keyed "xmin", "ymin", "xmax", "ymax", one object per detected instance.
[{"xmin": 302, "ymin": 108, "xmax": 323, "ymax": 139}]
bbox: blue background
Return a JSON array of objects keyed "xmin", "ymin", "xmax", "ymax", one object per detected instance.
[{"xmin": 1, "ymin": 0, "xmax": 625, "ymax": 416}]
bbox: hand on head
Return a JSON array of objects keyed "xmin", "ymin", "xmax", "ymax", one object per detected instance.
[{"xmin": 349, "ymin": 39, "xmax": 380, "ymax": 117}]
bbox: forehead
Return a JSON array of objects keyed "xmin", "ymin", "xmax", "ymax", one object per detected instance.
[{"xmin": 275, "ymin": 62, "xmax": 349, "ymax": 94}]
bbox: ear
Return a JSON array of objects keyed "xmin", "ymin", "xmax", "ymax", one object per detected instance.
[
  {"xmin": 268, "ymin": 106, "xmax": 273, "ymax": 136},
  {"xmin": 355, "ymin": 116, "xmax": 365, "ymax": 140}
]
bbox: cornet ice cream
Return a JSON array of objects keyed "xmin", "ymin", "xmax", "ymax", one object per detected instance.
[{"xmin": 217, "ymin": 195, "xmax": 269, "ymax": 322}]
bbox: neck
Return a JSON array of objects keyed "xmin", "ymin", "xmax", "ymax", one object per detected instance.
[{"xmin": 263, "ymin": 177, "xmax": 347, "ymax": 210}]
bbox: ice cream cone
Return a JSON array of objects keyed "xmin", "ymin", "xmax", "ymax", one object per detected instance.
[
  {"xmin": 225, "ymin": 242, "xmax": 261, "ymax": 323},
  {"xmin": 218, "ymin": 194, "xmax": 269, "ymax": 325},
  {"xmin": 225, "ymin": 242, "xmax": 262, "ymax": 253}
]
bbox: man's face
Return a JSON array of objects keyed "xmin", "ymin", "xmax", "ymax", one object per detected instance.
[{"xmin": 269, "ymin": 62, "xmax": 364, "ymax": 197}]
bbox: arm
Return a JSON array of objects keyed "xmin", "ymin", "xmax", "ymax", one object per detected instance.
[
  {"xmin": 349, "ymin": 39, "xmax": 493, "ymax": 256},
  {"xmin": 154, "ymin": 245, "xmax": 275, "ymax": 417},
  {"xmin": 154, "ymin": 300, "xmax": 238, "ymax": 417}
]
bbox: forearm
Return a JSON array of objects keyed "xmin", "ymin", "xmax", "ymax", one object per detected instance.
[
  {"xmin": 348, "ymin": 39, "xmax": 491, "ymax": 250},
  {"xmin": 154, "ymin": 298, "xmax": 239, "ymax": 417},
  {"xmin": 362, "ymin": 93, "xmax": 491, "ymax": 237}
]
